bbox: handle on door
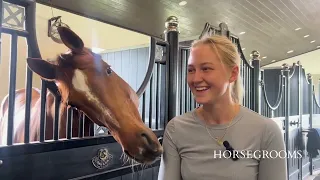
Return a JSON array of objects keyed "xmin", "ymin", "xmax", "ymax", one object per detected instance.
[{"xmin": 290, "ymin": 120, "xmax": 299, "ymax": 126}]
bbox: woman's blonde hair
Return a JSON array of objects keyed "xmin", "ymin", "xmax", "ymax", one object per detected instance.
[{"xmin": 191, "ymin": 35, "xmax": 243, "ymax": 104}]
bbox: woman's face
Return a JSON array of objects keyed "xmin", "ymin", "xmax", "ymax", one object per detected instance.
[{"xmin": 187, "ymin": 44, "xmax": 237, "ymax": 105}]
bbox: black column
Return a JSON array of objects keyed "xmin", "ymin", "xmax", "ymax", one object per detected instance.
[
  {"xmin": 308, "ymin": 73, "xmax": 313, "ymax": 175},
  {"xmin": 282, "ymin": 63, "xmax": 290, "ymax": 179},
  {"xmin": 251, "ymin": 50, "xmax": 261, "ymax": 114},
  {"xmin": 164, "ymin": 16, "xmax": 179, "ymax": 123}
]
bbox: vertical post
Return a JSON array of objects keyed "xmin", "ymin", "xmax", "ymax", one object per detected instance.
[
  {"xmin": 219, "ymin": 22, "xmax": 230, "ymax": 38},
  {"xmin": 297, "ymin": 61, "xmax": 302, "ymax": 180},
  {"xmin": 308, "ymin": 73, "xmax": 313, "ymax": 175},
  {"xmin": 282, "ymin": 63, "xmax": 290, "ymax": 179},
  {"xmin": 251, "ymin": 50, "xmax": 261, "ymax": 114},
  {"xmin": 24, "ymin": 41, "xmax": 33, "ymax": 144},
  {"xmin": 164, "ymin": 16, "xmax": 179, "ymax": 122},
  {"xmin": 7, "ymin": 33, "xmax": 18, "ymax": 145}
]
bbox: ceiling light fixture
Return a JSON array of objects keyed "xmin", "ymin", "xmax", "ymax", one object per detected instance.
[
  {"xmin": 262, "ymin": 56, "xmax": 267, "ymax": 59},
  {"xmin": 242, "ymin": 48, "xmax": 245, "ymax": 50},
  {"xmin": 179, "ymin": 1, "xmax": 187, "ymax": 6},
  {"xmin": 295, "ymin": 28, "xmax": 301, "ymax": 31},
  {"xmin": 239, "ymin": 32, "xmax": 246, "ymax": 35},
  {"xmin": 271, "ymin": 60, "xmax": 276, "ymax": 62},
  {"xmin": 287, "ymin": 50, "xmax": 294, "ymax": 53},
  {"xmin": 304, "ymin": 35, "xmax": 310, "ymax": 38},
  {"xmin": 310, "ymin": 40, "xmax": 316, "ymax": 43}
]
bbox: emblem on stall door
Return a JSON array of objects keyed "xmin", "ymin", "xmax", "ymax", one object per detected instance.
[{"xmin": 92, "ymin": 148, "xmax": 113, "ymax": 169}]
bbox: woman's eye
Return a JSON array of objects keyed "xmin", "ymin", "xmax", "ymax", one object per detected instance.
[
  {"xmin": 188, "ymin": 69, "xmax": 195, "ymax": 73},
  {"xmin": 202, "ymin": 67, "xmax": 212, "ymax": 71}
]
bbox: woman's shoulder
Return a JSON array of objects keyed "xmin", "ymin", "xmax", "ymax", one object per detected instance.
[
  {"xmin": 239, "ymin": 106, "xmax": 283, "ymax": 138},
  {"xmin": 164, "ymin": 110, "xmax": 199, "ymax": 134},
  {"xmin": 240, "ymin": 106, "xmax": 279, "ymax": 124}
]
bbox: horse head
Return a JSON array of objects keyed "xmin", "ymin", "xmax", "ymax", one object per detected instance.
[{"xmin": 26, "ymin": 26, "xmax": 163, "ymax": 164}]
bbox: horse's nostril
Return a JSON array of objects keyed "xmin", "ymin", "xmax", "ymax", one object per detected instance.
[
  {"xmin": 141, "ymin": 133, "xmax": 163, "ymax": 157},
  {"xmin": 158, "ymin": 136, "xmax": 163, "ymax": 145},
  {"xmin": 141, "ymin": 132, "xmax": 154, "ymax": 146}
]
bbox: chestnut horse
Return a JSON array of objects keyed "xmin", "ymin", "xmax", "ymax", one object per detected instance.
[{"xmin": 0, "ymin": 26, "xmax": 162, "ymax": 164}]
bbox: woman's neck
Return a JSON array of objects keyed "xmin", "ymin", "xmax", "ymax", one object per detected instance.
[{"xmin": 198, "ymin": 98, "xmax": 240, "ymax": 125}]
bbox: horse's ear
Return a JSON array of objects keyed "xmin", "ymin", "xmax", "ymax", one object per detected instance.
[
  {"xmin": 27, "ymin": 58, "xmax": 57, "ymax": 81},
  {"xmin": 57, "ymin": 26, "xmax": 84, "ymax": 53}
]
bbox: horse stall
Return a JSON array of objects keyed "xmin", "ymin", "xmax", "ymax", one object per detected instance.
[
  {"xmin": 1, "ymin": 1, "xmax": 320, "ymax": 180},
  {"xmin": 0, "ymin": 0, "xmax": 169, "ymax": 179}
]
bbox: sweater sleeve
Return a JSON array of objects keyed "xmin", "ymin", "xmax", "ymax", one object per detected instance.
[
  {"xmin": 258, "ymin": 119, "xmax": 288, "ymax": 180},
  {"xmin": 158, "ymin": 120, "xmax": 181, "ymax": 180}
]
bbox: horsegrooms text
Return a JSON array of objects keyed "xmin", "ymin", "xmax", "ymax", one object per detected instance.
[{"xmin": 213, "ymin": 150, "xmax": 303, "ymax": 159}]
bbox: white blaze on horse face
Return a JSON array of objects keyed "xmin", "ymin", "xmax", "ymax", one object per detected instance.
[{"xmin": 72, "ymin": 69, "xmax": 120, "ymax": 128}]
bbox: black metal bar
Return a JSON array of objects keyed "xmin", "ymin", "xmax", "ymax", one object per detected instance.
[
  {"xmin": 308, "ymin": 73, "xmax": 313, "ymax": 175},
  {"xmin": 89, "ymin": 121, "xmax": 94, "ymax": 137},
  {"xmin": 25, "ymin": 0, "xmax": 40, "ymax": 58},
  {"xmin": 245, "ymin": 64, "xmax": 248, "ymax": 107},
  {"xmin": 185, "ymin": 51, "xmax": 188, "ymax": 113},
  {"xmin": 136, "ymin": 37, "xmax": 156, "ymax": 97},
  {"xmin": 0, "ymin": 129, "xmax": 164, "ymax": 158},
  {"xmin": 251, "ymin": 68, "xmax": 254, "ymax": 110},
  {"xmin": 298, "ymin": 63, "xmax": 303, "ymax": 180},
  {"xmin": 283, "ymin": 63, "xmax": 290, "ymax": 178},
  {"xmin": 53, "ymin": 95, "xmax": 60, "ymax": 140},
  {"xmin": 24, "ymin": 41, "xmax": 33, "ymax": 144},
  {"xmin": 240, "ymin": 59, "xmax": 243, "ymax": 104},
  {"xmin": 26, "ymin": 0, "xmax": 59, "ymax": 97},
  {"xmin": 177, "ymin": 48, "xmax": 182, "ymax": 115},
  {"xmin": 39, "ymin": 81, "xmax": 47, "ymax": 142},
  {"xmin": 149, "ymin": 75, "xmax": 153, "ymax": 128},
  {"xmin": 6, "ymin": 33, "xmax": 18, "ymax": 145},
  {"xmin": 4, "ymin": 0, "xmax": 33, "ymax": 7},
  {"xmin": 159, "ymin": 64, "xmax": 166, "ymax": 129},
  {"xmin": 1, "ymin": 27, "xmax": 28, "ymax": 37},
  {"xmin": 164, "ymin": 17, "xmax": 179, "ymax": 122},
  {"xmin": 164, "ymin": 41, "xmax": 169, "ymax": 127},
  {"xmin": 67, "ymin": 107, "xmax": 73, "ymax": 139},
  {"xmin": 156, "ymin": 63, "xmax": 159, "ymax": 129},
  {"xmin": 142, "ymin": 92, "xmax": 146, "ymax": 123},
  {"xmin": 78, "ymin": 112, "xmax": 84, "ymax": 138},
  {"xmin": 156, "ymin": 40, "xmax": 169, "ymax": 47},
  {"xmin": 180, "ymin": 49, "xmax": 186, "ymax": 114}
]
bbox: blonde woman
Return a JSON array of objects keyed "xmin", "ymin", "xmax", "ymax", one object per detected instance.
[{"xmin": 158, "ymin": 35, "xmax": 287, "ymax": 180}]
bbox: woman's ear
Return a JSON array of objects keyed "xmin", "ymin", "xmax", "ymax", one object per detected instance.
[{"xmin": 229, "ymin": 65, "xmax": 239, "ymax": 83}]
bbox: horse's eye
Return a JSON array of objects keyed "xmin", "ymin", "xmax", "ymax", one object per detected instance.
[{"xmin": 106, "ymin": 67, "xmax": 113, "ymax": 76}]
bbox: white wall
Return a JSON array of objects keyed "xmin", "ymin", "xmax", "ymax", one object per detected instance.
[
  {"xmin": 262, "ymin": 49, "xmax": 320, "ymax": 75},
  {"xmin": 263, "ymin": 49, "xmax": 320, "ymax": 101}
]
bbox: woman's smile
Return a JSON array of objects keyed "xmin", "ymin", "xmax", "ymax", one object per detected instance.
[{"xmin": 193, "ymin": 86, "xmax": 211, "ymax": 96}]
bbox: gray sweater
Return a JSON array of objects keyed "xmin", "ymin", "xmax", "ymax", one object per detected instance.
[{"xmin": 158, "ymin": 106, "xmax": 287, "ymax": 180}]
